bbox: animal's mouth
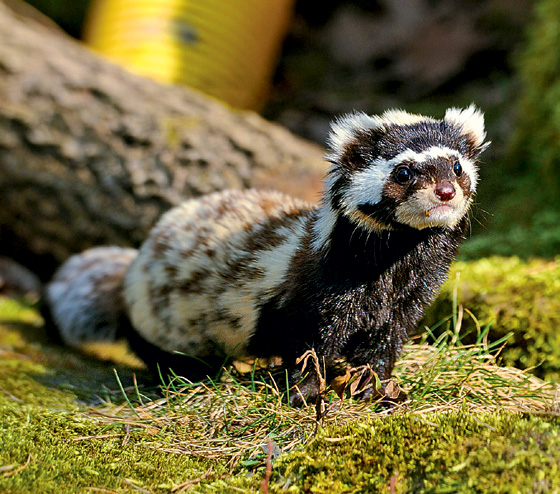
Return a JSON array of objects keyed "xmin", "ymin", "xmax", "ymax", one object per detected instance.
[{"xmin": 425, "ymin": 204, "xmax": 454, "ymax": 218}]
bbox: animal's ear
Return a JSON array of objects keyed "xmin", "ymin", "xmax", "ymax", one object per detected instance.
[
  {"xmin": 326, "ymin": 111, "xmax": 382, "ymax": 164},
  {"xmin": 444, "ymin": 105, "xmax": 489, "ymax": 154}
]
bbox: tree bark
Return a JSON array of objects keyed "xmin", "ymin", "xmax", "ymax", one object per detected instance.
[{"xmin": 0, "ymin": 0, "xmax": 326, "ymax": 279}]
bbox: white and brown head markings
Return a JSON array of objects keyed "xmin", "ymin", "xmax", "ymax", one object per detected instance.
[{"xmin": 313, "ymin": 105, "xmax": 487, "ymax": 253}]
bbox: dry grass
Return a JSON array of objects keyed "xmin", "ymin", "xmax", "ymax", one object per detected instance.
[
  {"xmin": 87, "ymin": 310, "xmax": 560, "ymax": 470},
  {"xmin": 397, "ymin": 341, "xmax": 559, "ymax": 414},
  {"xmin": 90, "ymin": 371, "xmax": 319, "ymax": 468}
]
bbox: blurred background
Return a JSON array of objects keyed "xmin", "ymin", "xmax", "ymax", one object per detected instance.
[{"xmin": 19, "ymin": 0, "xmax": 560, "ymax": 259}]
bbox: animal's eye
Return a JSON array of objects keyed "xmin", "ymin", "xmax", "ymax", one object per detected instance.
[
  {"xmin": 453, "ymin": 161, "xmax": 463, "ymax": 177},
  {"xmin": 395, "ymin": 166, "xmax": 413, "ymax": 184}
]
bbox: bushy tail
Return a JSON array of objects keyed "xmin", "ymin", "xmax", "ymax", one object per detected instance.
[{"xmin": 43, "ymin": 246, "xmax": 138, "ymax": 349}]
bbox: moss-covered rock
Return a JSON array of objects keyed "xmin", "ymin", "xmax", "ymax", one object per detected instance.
[
  {"xmin": 423, "ymin": 257, "xmax": 560, "ymax": 380},
  {"xmin": 271, "ymin": 411, "xmax": 560, "ymax": 493}
]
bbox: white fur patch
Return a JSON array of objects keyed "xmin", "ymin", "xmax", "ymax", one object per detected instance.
[
  {"xmin": 379, "ymin": 109, "xmax": 437, "ymax": 127},
  {"xmin": 311, "ymin": 203, "xmax": 339, "ymax": 253},
  {"xmin": 344, "ymin": 157, "xmax": 396, "ymax": 207},
  {"xmin": 342, "ymin": 146, "xmax": 477, "ymax": 211},
  {"xmin": 394, "ymin": 186, "xmax": 469, "ymax": 230},
  {"xmin": 458, "ymin": 156, "xmax": 478, "ymax": 189},
  {"xmin": 444, "ymin": 104, "xmax": 486, "ymax": 147}
]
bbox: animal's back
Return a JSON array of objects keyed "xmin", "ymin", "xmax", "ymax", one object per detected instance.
[{"xmin": 124, "ymin": 188, "xmax": 313, "ymax": 362}]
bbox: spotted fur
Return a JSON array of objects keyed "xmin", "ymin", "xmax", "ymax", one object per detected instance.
[
  {"xmin": 124, "ymin": 189, "xmax": 311, "ymax": 370},
  {"xmin": 45, "ymin": 106, "xmax": 488, "ymax": 404}
]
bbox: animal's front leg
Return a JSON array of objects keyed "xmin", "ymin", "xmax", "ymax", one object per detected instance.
[
  {"xmin": 288, "ymin": 368, "xmax": 323, "ymax": 407},
  {"xmin": 286, "ymin": 349, "xmax": 331, "ymax": 408},
  {"xmin": 341, "ymin": 328, "xmax": 409, "ymax": 403}
]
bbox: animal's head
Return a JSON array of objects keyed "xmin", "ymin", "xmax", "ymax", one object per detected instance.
[{"xmin": 317, "ymin": 105, "xmax": 488, "ymax": 241}]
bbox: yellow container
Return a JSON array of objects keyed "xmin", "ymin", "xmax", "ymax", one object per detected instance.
[{"xmin": 85, "ymin": 0, "xmax": 294, "ymax": 110}]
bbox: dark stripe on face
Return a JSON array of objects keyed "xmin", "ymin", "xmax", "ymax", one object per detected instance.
[{"xmin": 337, "ymin": 129, "xmax": 386, "ymax": 173}]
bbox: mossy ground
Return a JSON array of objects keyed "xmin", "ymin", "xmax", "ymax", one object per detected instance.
[
  {"xmin": 0, "ymin": 299, "xmax": 229, "ymax": 493},
  {"xmin": 0, "ymin": 407, "xmax": 234, "ymax": 494},
  {"xmin": 1, "ymin": 258, "xmax": 559, "ymax": 493},
  {"xmin": 272, "ymin": 411, "xmax": 560, "ymax": 493},
  {"xmin": 423, "ymin": 256, "xmax": 560, "ymax": 380}
]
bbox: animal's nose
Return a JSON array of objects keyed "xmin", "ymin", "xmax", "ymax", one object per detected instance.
[{"xmin": 435, "ymin": 181, "xmax": 456, "ymax": 201}]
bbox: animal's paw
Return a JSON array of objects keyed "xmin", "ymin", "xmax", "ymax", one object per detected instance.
[
  {"xmin": 288, "ymin": 371, "xmax": 322, "ymax": 408},
  {"xmin": 329, "ymin": 365, "xmax": 407, "ymax": 406}
]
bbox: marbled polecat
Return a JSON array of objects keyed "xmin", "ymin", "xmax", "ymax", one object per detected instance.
[{"xmin": 45, "ymin": 106, "xmax": 488, "ymax": 403}]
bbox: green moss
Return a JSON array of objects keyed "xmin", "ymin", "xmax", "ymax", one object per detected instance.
[
  {"xmin": 0, "ymin": 298, "xmax": 81, "ymax": 410},
  {"xmin": 0, "ymin": 297, "xmax": 147, "ymax": 406},
  {"xmin": 423, "ymin": 257, "xmax": 560, "ymax": 380},
  {"xmin": 0, "ymin": 298, "xmax": 241, "ymax": 494},
  {"xmin": 512, "ymin": 0, "xmax": 560, "ymax": 197},
  {"xmin": 272, "ymin": 411, "xmax": 560, "ymax": 493},
  {"xmin": 0, "ymin": 406, "xmax": 229, "ymax": 494},
  {"xmin": 0, "ymin": 359, "xmax": 78, "ymax": 412},
  {"xmin": 0, "ymin": 367, "xmax": 229, "ymax": 493}
]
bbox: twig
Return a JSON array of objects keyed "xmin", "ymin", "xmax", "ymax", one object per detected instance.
[
  {"xmin": 122, "ymin": 423, "xmax": 131, "ymax": 447},
  {"xmin": 389, "ymin": 471, "xmax": 399, "ymax": 494},
  {"xmin": 261, "ymin": 438, "xmax": 274, "ymax": 494},
  {"xmin": 296, "ymin": 349, "xmax": 328, "ymax": 432},
  {"xmin": 3, "ymin": 454, "xmax": 32, "ymax": 477},
  {"xmin": 122, "ymin": 479, "xmax": 152, "ymax": 493}
]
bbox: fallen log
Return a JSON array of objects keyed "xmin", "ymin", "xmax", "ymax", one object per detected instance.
[{"xmin": 0, "ymin": 0, "xmax": 326, "ymax": 279}]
